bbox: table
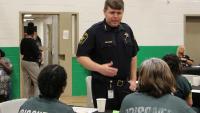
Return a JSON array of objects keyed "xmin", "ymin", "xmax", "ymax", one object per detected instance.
[
  {"xmin": 94, "ymin": 110, "xmax": 113, "ymax": 113},
  {"xmin": 72, "ymin": 106, "xmax": 116, "ymax": 113},
  {"xmin": 182, "ymin": 66, "xmax": 200, "ymax": 75}
]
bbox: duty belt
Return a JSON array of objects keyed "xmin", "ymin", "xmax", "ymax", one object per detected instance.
[
  {"xmin": 116, "ymin": 80, "xmax": 124, "ymax": 87},
  {"xmin": 92, "ymin": 74, "xmax": 127, "ymax": 87},
  {"xmin": 111, "ymin": 79, "xmax": 126, "ymax": 87}
]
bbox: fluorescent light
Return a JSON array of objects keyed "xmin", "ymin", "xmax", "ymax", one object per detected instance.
[
  {"xmin": 24, "ymin": 14, "xmax": 32, "ymax": 17},
  {"xmin": 23, "ymin": 18, "xmax": 34, "ymax": 22}
]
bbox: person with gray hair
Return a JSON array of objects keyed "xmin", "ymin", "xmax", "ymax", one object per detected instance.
[
  {"xmin": 76, "ymin": 0, "xmax": 139, "ymax": 110},
  {"xmin": 120, "ymin": 58, "xmax": 196, "ymax": 113}
]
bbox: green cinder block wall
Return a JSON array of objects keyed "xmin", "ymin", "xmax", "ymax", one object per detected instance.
[{"xmin": 1, "ymin": 46, "xmax": 177, "ymax": 97}]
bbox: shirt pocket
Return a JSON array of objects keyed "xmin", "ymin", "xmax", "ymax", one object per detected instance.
[
  {"xmin": 124, "ymin": 38, "xmax": 134, "ymax": 57},
  {"xmin": 99, "ymin": 40, "xmax": 116, "ymax": 60}
]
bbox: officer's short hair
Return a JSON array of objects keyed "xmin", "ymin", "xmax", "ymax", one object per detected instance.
[
  {"xmin": 104, "ymin": 0, "xmax": 124, "ymax": 10},
  {"xmin": 38, "ymin": 64, "xmax": 67, "ymax": 99}
]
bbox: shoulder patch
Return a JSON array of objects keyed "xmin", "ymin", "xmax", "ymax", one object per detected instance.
[{"xmin": 79, "ymin": 32, "xmax": 88, "ymax": 45}]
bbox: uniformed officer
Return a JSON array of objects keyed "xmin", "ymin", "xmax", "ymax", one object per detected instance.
[{"xmin": 76, "ymin": 0, "xmax": 139, "ymax": 110}]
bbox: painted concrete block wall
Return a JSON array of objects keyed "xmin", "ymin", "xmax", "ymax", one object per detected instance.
[
  {"xmin": 1, "ymin": 0, "xmax": 200, "ymax": 47},
  {"xmin": 1, "ymin": 0, "xmax": 200, "ymax": 97}
]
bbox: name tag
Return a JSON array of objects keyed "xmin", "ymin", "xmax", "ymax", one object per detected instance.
[
  {"xmin": 108, "ymin": 90, "xmax": 114, "ymax": 99},
  {"xmin": 105, "ymin": 41, "xmax": 112, "ymax": 44}
]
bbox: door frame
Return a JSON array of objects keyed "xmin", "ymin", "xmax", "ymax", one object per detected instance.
[
  {"xmin": 19, "ymin": 12, "xmax": 79, "ymax": 98},
  {"xmin": 184, "ymin": 14, "xmax": 200, "ymax": 65}
]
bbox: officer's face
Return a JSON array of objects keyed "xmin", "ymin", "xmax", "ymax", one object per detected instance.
[{"xmin": 104, "ymin": 7, "xmax": 124, "ymax": 27}]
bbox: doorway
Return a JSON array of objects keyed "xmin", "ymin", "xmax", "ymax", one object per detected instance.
[
  {"xmin": 184, "ymin": 16, "xmax": 200, "ymax": 65},
  {"xmin": 19, "ymin": 12, "xmax": 79, "ymax": 98}
]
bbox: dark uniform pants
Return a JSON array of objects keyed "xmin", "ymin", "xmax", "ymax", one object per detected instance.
[{"xmin": 92, "ymin": 76, "xmax": 133, "ymax": 110}]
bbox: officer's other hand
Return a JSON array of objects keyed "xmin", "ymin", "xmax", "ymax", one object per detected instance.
[
  {"xmin": 99, "ymin": 61, "xmax": 118, "ymax": 77},
  {"xmin": 128, "ymin": 80, "xmax": 137, "ymax": 91}
]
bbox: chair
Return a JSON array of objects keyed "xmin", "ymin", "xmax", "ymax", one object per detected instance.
[
  {"xmin": 0, "ymin": 98, "xmax": 27, "ymax": 113},
  {"xmin": 85, "ymin": 76, "xmax": 94, "ymax": 107}
]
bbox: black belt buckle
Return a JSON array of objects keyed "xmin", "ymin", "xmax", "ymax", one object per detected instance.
[{"xmin": 117, "ymin": 80, "xmax": 124, "ymax": 87}]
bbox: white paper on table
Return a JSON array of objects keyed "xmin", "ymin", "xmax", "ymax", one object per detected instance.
[
  {"xmin": 192, "ymin": 89, "xmax": 200, "ymax": 93},
  {"xmin": 72, "ymin": 107, "xmax": 97, "ymax": 113},
  {"xmin": 182, "ymin": 74, "xmax": 200, "ymax": 86}
]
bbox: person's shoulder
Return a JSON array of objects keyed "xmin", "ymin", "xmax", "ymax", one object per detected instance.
[
  {"xmin": 121, "ymin": 22, "xmax": 129, "ymax": 26},
  {"xmin": 181, "ymin": 75, "xmax": 192, "ymax": 88},
  {"xmin": 167, "ymin": 94, "xmax": 188, "ymax": 104},
  {"xmin": 124, "ymin": 92, "xmax": 144, "ymax": 100},
  {"xmin": 89, "ymin": 21, "xmax": 104, "ymax": 31},
  {"xmin": 21, "ymin": 37, "xmax": 34, "ymax": 42},
  {"xmin": 20, "ymin": 97, "xmax": 36, "ymax": 107},
  {"xmin": 56, "ymin": 101, "xmax": 74, "ymax": 112},
  {"xmin": 120, "ymin": 22, "xmax": 131, "ymax": 29},
  {"xmin": 56, "ymin": 100, "xmax": 72, "ymax": 108},
  {"xmin": 20, "ymin": 38, "xmax": 26, "ymax": 42},
  {"xmin": 120, "ymin": 22, "xmax": 134, "ymax": 33},
  {"xmin": 177, "ymin": 75, "xmax": 191, "ymax": 85},
  {"xmin": 165, "ymin": 95, "xmax": 195, "ymax": 113}
]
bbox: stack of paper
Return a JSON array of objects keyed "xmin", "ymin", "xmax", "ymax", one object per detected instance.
[{"xmin": 72, "ymin": 107, "xmax": 97, "ymax": 113}]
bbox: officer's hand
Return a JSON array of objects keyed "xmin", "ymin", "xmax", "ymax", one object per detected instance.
[
  {"xmin": 99, "ymin": 61, "xmax": 118, "ymax": 77},
  {"xmin": 129, "ymin": 80, "xmax": 137, "ymax": 91}
]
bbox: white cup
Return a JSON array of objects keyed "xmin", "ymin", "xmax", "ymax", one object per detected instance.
[{"xmin": 96, "ymin": 98, "xmax": 106, "ymax": 112}]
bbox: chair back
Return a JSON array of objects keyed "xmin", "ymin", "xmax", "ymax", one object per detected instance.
[
  {"xmin": 0, "ymin": 98, "xmax": 27, "ymax": 113},
  {"xmin": 85, "ymin": 76, "xmax": 93, "ymax": 107}
]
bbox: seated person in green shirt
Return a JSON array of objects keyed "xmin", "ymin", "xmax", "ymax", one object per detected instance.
[
  {"xmin": 163, "ymin": 54, "xmax": 193, "ymax": 106},
  {"xmin": 120, "ymin": 58, "xmax": 196, "ymax": 113},
  {"xmin": 18, "ymin": 64, "xmax": 75, "ymax": 113}
]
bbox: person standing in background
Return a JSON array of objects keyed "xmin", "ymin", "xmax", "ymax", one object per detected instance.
[
  {"xmin": 20, "ymin": 24, "xmax": 41, "ymax": 98},
  {"xmin": 76, "ymin": 0, "xmax": 139, "ymax": 110},
  {"xmin": 177, "ymin": 45, "xmax": 194, "ymax": 67},
  {"xmin": 27, "ymin": 22, "xmax": 43, "ymax": 66},
  {"xmin": 0, "ymin": 49, "xmax": 12, "ymax": 102}
]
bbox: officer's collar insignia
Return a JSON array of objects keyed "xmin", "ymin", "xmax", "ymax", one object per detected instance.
[
  {"xmin": 124, "ymin": 32, "xmax": 129, "ymax": 39},
  {"xmin": 105, "ymin": 40, "xmax": 112, "ymax": 44},
  {"xmin": 79, "ymin": 32, "xmax": 88, "ymax": 45},
  {"xmin": 124, "ymin": 32, "xmax": 129, "ymax": 43}
]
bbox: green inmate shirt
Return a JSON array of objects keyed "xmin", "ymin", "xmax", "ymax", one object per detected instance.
[
  {"xmin": 175, "ymin": 75, "xmax": 192, "ymax": 99},
  {"xmin": 120, "ymin": 92, "xmax": 196, "ymax": 113},
  {"xmin": 18, "ymin": 97, "xmax": 75, "ymax": 113}
]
